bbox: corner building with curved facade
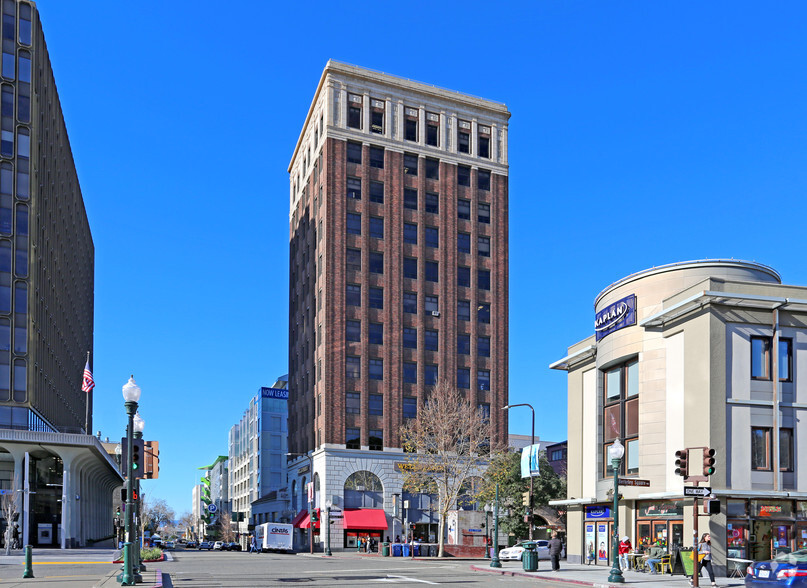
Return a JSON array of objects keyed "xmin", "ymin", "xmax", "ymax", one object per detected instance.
[
  {"xmin": 286, "ymin": 61, "xmax": 509, "ymax": 549},
  {"xmin": 552, "ymin": 259, "xmax": 807, "ymax": 576}
]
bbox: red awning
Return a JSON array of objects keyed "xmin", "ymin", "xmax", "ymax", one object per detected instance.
[
  {"xmin": 342, "ymin": 508, "xmax": 388, "ymax": 530},
  {"xmin": 299, "ymin": 509, "xmax": 320, "ymax": 529},
  {"xmin": 291, "ymin": 510, "xmax": 308, "ymax": 528}
]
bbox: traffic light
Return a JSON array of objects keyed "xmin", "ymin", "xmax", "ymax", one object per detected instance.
[
  {"xmin": 522, "ymin": 491, "xmax": 530, "ymax": 506},
  {"xmin": 674, "ymin": 449, "xmax": 688, "ymax": 477},
  {"xmin": 705, "ymin": 499, "xmax": 720, "ymax": 515},
  {"xmin": 131, "ymin": 439, "xmax": 144, "ymax": 474},
  {"xmin": 703, "ymin": 448, "xmax": 716, "ymax": 476},
  {"xmin": 310, "ymin": 509, "xmax": 318, "ymax": 523}
]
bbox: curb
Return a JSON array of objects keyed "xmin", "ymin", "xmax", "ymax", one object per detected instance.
[{"xmin": 470, "ymin": 564, "xmax": 617, "ymax": 587}]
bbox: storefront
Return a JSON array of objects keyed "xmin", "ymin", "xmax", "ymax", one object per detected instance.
[
  {"xmin": 635, "ymin": 500, "xmax": 684, "ymax": 551},
  {"xmin": 342, "ymin": 508, "xmax": 388, "ymax": 548},
  {"xmin": 725, "ymin": 499, "xmax": 807, "ymax": 561},
  {"xmin": 584, "ymin": 505, "xmax": 613, "ymax": 565}
]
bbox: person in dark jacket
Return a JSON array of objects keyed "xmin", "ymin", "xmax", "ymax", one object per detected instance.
[{"xmin": 548, "ymin": 532, "xmax": 564, "ymax": 571}]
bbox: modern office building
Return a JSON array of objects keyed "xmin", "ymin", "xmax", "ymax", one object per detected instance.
[
  {"xmin": 286, "ymin": 61, "xmax": 510, "ymax": 549},
  {"xmin": 0, "ymin": 0, "xmax": 120, "ymax": 549},
  {"xmin": 228, "ymin": 378, "xmax": 289, "ymax": 540},
  {"xmin": 551, "ymin": 259, "xmax": 807, "ymax": 576}
]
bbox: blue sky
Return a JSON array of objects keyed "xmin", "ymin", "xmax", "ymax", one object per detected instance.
[{"xmin": 33, "ymin": 0, "xmax": 807, "ymax": 515}]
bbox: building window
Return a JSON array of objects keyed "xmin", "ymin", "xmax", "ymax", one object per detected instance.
[
  {"xmin": 458, "ymin": 199, "xmax": 471, "ymax": 220},
  {"xmin": 403, "ymin": 292, "xmax": 417, "ymax": 313},
  {"xmin": 369, "ymin": 252, "xmax": 384, "ymax": 274},
  {"xmin": 404, "ymin": 153, "xmax": 418, "ymax": 175},
  {"xmin": 425, "ymin": 261, "xmax": 438, "ymax": 282},
  {"xmin": 369, "ymin": 217, "xmax": 384, "ymax": 239},
  {"xmin": 426, "ymin": 122, "xmax": 438, "ymax": 146},
  {"xmin": 602, "ymin": 359, "xmax": 639, "ymax": 476},
  {"xmin": 425, "ymin": 192, "xmax": 439, "ymax": 214},
  {"xmin": 458, "ymin": 300, "xmax": 470, "ymax": 321},
  {"xmin": 346, "ymin": 319, "xmax": 361, "ymax": 342},
  {"xmin": 478, "ymin": 303, "xmax": 490, "ymax": 323},
  {"xmin": 403, "ymin": 328, "xmax": 417, "ymax": 349},
  {"xmin": 425, "ymin": 158, "xmax": 439, "ymax": 180},
  {"xmin": 404, "ymin": 188, "xmax": 418, "ymax": 210},
  {"xmin": 457, "ymin": 368, "xmax": 470, "ymax": 389},
  {"xmin": 369, "ymin": 322, "xmax": 383, "ymax": 345},
  {"xmin": 370, "ymin": 181, "xmax": 384, "ymax": 203},
  {"xmin": 369, "ymin": 358, "xmax": 383, "ymax": 380},
  {"xmin": 347, "ymin": 142, "xmax": 362, "ymax": 164},
  {"xmin": 478, "ymin": 336, "xmax": 491, "ymax": 357},
  {"xmin": 478, "ymin": 269, "xmax": 491, "ymax": 290},
  {"xmin": 458, "ymin": 129, "xmax": 470, "ymax": 153},
  {"xmin": 369, "ymin": 146, "xmax": 384, "ymax": 169},
  {"xmin": 752, "ymin": 427, "xmax": 794, "ymax": 471},
  {"xmin": 348, "ymin": 106, "xmax": 362, "ymax": 129},
  {"xmin": 478, "ymin": 135, "xmax": 490, "ymax": 158},
  {"xmin": 371, "ymin": 110, "xmax": 384, "ymax": 134},
  {"xmin": 347, "ymin": 212, "xmax": 361, "ymax": 235},
  {"xmin": 405, "ymin": 119, "xmax": 417, "ymax": 141},
  {"xmin": 457, "ymin": 165, "xmax": 471, "ymax": 187},
  {"xmin": 478, "ymin": 236, "xmax": 491, "ymax": 257},
  {"xmin": 346, "ymin": 284, "xmax": 361, "ymax": 306},
  {"xmin": 478, "ymin": 403, "xmax": 491, "ymax": 422},
  {"xmin": 458, "ymin": 233, "xmax": 471, "ymax": 254},
  {"xmin": 751, "ymin": 336, "xmax": 792, "ymax": 381},
  {"xmin": 346, "ymin": 392, "xmax": 361, "ymax": 415},
  {"xmin": 369, "ymin": 394, "xmax": 383, "ymax": 416},
  {"xmin": 346, "ymin": 248, "xmax": 361, "ymax": 272},
  {"xmin": 404, "ymin": 223, "xmax": 418, "ymax": 245},
  {"xmin": 424, "ymin": 329, "xmax": 438, "ymax": 352},
  {"xmin": 457, "ymin": 266, "xmax": 471, "ymax": 288},
  {"xmin": 403, "ymin": 258, "xmax": 417, "ymax": 280},
  {"xmin": 458, "ymin": 334, "xmax": 471, "ymax": 355},
  {"xmin": 346, "ymin": 427, "xmax": 360, "ymax": 449},
  {"xmin": 478, "ymin": 170, "xmax": 491, "ymax": 191},
  {"xmin": 425, "ymin": 226, "xmax": 439, "ymax": 248},
  {"xmin": 347, "ymin": 177, "xmax": 361, "ymax": 199},
  {"xmin": 346, "ymin": 356, "xmax": 361, "ymax": 379},
  {"xmin": 403, "ymin": 362, "xmax": 417, "ymax": 384},
  {"xmin": 369, "ymin": 287, "xmax": 383, "ymax": 309},
  {"xmin": 369, "ymin": 429, "xmax": 383, "ymax": 451},
  {"xmin": 425, "ymin": 295, "xmax": 438, "ymax": 313},
  {"xmin": 403, "ymin": 397, "xmax": 417, "ymax": 420},
  {"xmin": 424, "ymin": 364, "xmax": 438, "ymax": 386},
  {"xmin": 478, "ymin": 370, "xmax": 490, "ymax": 391},
  {"xmin": 478, "ymin": 203, "xmax": 491, "ymax": 224}
]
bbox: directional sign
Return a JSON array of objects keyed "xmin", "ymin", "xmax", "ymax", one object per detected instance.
[
  {"xmin": 619, "ymin": 478, "xmax": 650, "ymax": 487},
  {"xmin": 684, "ymin": 487, "xmax": 711, "ymax": 497},
  {"xmin": 207, "ymin": 504, "xmax": 218, "ymax": 513}
]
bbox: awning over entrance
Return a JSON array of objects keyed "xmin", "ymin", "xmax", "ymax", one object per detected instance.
[
  {"xmin": 291, "ymin": 510, "xmax": 308, "ymax": 528},
  {"xmin": 342, "ymin": 508, "xmax": 388, "ymax": 530},
  {"xmin": 297, "ymin": 509, "xmax": 320, "ymax": 529}
]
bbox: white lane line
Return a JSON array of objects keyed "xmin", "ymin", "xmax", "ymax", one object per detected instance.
[{"xmin": 368, "ymin": 575, "xmax": 440, "ymax": 584}]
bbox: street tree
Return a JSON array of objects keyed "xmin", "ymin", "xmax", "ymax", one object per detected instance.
[
  {"xmin": 142, "ymin": 497, "xmax": 175, "ymax": 535},
  {"xmin": 399, "ymin": 379, "xmax": 493, "ymax": 557},
  {"xmin": 218, "ymin": 509, "xmax": 235, "ymax": 542},
  {"xmin": 178, "ymin": 511, "xmax": 194, "ymax": 540},
  {"xmin": 0, "ymin": 476, "xmax": 19, "ymax": 554}
]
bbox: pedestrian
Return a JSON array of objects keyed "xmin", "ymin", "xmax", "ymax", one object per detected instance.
[
  {"xmin": 618, "ymin": 536, "xmax": 632, "ymax": 571},
  {"xmin": 249, "ymin": 535, "xmax": 259, "ymax": 553},
  {"xmin": 395, "ymin": 535, "xmax": 400, "ymax": 543},
  {"xmin": 548, "ymin": 532, "xmax": 563, "ymax": 571},
  {"xmin": 694, "ymin": 532, "xmax": 716, "ymax": 587}
]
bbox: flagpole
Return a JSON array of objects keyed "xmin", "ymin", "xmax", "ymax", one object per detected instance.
[{"xmin": 84, "ymin": 351, "xmax": 90, "ymax": 434}]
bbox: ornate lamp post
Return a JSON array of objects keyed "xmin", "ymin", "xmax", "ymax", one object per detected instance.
[
  {"xmin": 119, "ymin": 376, "xmax": 141, "ymax": 586},
  {"xmin": 607, "ymin": 439, "xmax": 625, "ymax": 584},
  {"xmin": 490, "ymin": 483, "xmax": 501, "ymax": 568},
  {"xmin": 502, "ymin": 403, "xmax": 535, "ymax": 539},
  {"xmin": 324, "ymin": 499, "xmax": 332, "ymax": 556},
  {"xmin": 133, "ymin": 412, "xmax": 145, "ymax": 574}
]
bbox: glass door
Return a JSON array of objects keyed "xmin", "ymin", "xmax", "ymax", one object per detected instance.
[
  {"xmin": 670, "ymin": 522, "xmax": 684, "ymax": 550},
  {"xmin": 773, "ymin": 524, "xmax": 791, "ymax": 554}
]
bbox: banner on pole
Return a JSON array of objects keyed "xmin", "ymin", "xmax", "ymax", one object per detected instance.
[{"xmin": 520, "ymin": 444, "xmax": 541, "ymax": 478}]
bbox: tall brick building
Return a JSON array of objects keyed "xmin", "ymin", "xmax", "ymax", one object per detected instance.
[{"xmin": 286, "ymin": 61, "xmax": 510, "ymax": 548}]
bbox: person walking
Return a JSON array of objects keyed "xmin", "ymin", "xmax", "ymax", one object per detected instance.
[
  {"xmin": 249, "ymin": 535, "xmax": 259, "ymax": 553},
  {"xmin": 695, "ymin": 532, "xmax": 717, "ymax": 587},
  {"xmin": 618, "ymin": 536, "xmax": 632, "ymax": 571},
  {"xmin": 548, "ymin": 532, "xmax": 563, "ymax": 571}
]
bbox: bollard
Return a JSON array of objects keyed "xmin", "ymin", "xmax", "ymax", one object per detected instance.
[{"xmin": 22, "ymin": 544, "xmax": 33, "ymax": 578}]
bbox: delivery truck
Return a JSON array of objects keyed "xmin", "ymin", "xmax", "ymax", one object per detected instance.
[{"xmin": 259, "ymin": 522, "xmax": 293, "ymax": 552}]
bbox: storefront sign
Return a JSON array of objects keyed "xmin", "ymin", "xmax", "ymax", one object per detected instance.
[
  {"xmin": 595, "ymin": 294, "xmax": 636, "ymax": 341},
  {"xmin": 753, "ymin": 500, "xmax": 793, "ymax": 518},
  {"xmin": 261, "ymin": 387, "xmax": 289, "ymax": 400},
  {"xmin": 638, "ymin": 500, "xmax": 683, "ymax": 518},
  {"xmin": 585, "ymin": 505, "xmax": 611, "ymax": 519}
]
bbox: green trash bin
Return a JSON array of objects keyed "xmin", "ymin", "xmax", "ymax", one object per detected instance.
[
  {"xmin": 382, "ymin": 542, "xmax": 390, "ymax": 557},
  {"xmin": 521, "ymin": 542, "xmax": 538, "ymax": 572}
]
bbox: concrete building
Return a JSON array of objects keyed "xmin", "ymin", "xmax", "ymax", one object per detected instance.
[
  {"xmin": 551, "ymin": 259, "xmax": 807, "ymax": 576},
  {"xmin": 286, "ymin": 61, "xmax": 510, "ymax": 550},
  {"xmin": 191, "ymin": 483, "xmax": 205, "ymax": 540}
]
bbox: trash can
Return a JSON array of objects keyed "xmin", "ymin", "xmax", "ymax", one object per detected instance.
[
  {"xmin": 402, "ymin": 543, "xmax": 410, "ymax": 557},
  {"xmin": 521, "ymin": 541, "xmax": 538, "ymax": 572},
  {"xmin": 430, "ymin": 545, "xmax": 437, "ymax": 557},
  {"xmin": 413, "ymin": 544, "xmax": 420, "ymax": 556},
  {"xmin": 382, "ymin": 542, "xmax": 390, "ymax": 557},
  {"xmin": 392, "ymin": 543, "xmax": 402, "ymax": 557}
]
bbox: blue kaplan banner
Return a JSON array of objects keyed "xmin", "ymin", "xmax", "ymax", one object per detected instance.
[{"xmin": 520, "ymin": 444, "xmax": 541, "ymax": 478}]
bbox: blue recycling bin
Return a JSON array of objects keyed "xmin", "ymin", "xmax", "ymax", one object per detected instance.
[
  {"xmin": 392, "ymin": 544, "xmax": 402, "ymax": 557},
  {"xmin": 413, "ymin": 544, "xmax": 421, "ymax": 556},
  {"xmin": 402, "ymin": 543, "xmax": 410, "ymax": 557}
]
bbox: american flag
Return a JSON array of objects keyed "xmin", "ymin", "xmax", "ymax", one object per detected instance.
[{"xmin": 81, "ymin": 359, "xmax": 95, "ymax": 393}]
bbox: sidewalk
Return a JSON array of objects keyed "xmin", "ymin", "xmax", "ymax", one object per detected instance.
[{"xmin": 470, "ymin": 561, "xmax": 747, "ymax": 587}]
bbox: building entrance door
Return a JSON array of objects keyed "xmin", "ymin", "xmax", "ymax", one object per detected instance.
[{"xmin": 752, "ymin": 520, "xmax": 772, "ymax": 561}]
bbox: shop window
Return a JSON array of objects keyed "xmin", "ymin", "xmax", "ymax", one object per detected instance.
[
  {"xmin": 751, "ymin": 336, "xmax": 792, "ymax": 381},
  {"xmin": 344, "ymin": 471, "xmax": 383, "ymax": 507},
  {"xmin": 602, "ymin": 359, "xmax": 639, "ymax": 476}
]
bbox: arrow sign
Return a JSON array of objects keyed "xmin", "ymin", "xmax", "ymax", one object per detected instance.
[{"xmin": 683, "ymin": 487, "xmax": 711, "ymax": 497}]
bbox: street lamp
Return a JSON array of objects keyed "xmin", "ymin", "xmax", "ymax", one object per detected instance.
[
  {"xmin": 490, "ymin": 483, "xmax": 501, "ymax": 568},
  {"xmin": 324, "ymin": 499, "xmax": 332, "ymax": 556},
  {"xmin": 503, "ymin": 403, "xmax": 535, "ymax": 540},
  {"xmin": 607, "ymin": 439, "xmax": 625, "ymax": 584},
  {"xmin": 133, "ymin": 413, "xmax": 145, "ymax": 575},
  {"xmin": 287, "ymin": 452, "xmax": 314, "ymax": 554},
  {"xmin": 120, "ymin": 375, "xmax": 141, "ymax": 586}
]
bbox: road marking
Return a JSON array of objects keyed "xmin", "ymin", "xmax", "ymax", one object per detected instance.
[
  {"xmin": 369, "ymin": 575, "xmax": 439, "ymax": 585},
  {"xmin": 33, "ymin": 561, "xmax": 111, "ymax": 565}
]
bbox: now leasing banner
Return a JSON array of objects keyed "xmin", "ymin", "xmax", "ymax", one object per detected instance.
[{"xmin": 520, "ymin": 444, "xmax": 541, "ymax": 478}]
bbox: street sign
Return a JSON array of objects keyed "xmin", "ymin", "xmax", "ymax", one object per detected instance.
[
  {"xmin": 618, "ymin": 478, "xmax": 650, "ymax": 487},
  {"xmin": 208, "ymin": 504, "xmax": 217, "ymax": 513},
  {"xmin": 684, "ymin": 486, "xmax": 711, "ymax": 497}
]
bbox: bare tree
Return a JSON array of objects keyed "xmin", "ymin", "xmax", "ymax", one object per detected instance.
[
  {"xmin": 178, "ymin": 511, "xmax": 194, "ymax": 540},
  {"xmin": 142, "ymin": 497, "xmax": 175, "ymax": 535},
  {"xmin": 0, "ymin": 476, "xmax": 19, "ymax": 555},
  {"xmin": 218, "ymin": 509, "xmax": 235, "ymax": 542},
  {"xmin": 399, "ymin": 380, "xmax": 494, "ymax": 557}
]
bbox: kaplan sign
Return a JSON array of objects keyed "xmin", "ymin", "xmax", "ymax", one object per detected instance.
[{"xmin": 594, "ymin": 294, "xmax": 636, "ymax": 341}]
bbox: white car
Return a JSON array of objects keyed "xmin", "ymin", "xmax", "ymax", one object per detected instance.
[
  {"xmin": 213, "ymin": 541, "xmax": 224, "ymax": 550},
  {"xmin": 498, "ymin": 540, "xmax": 552, "ymax": 561}
]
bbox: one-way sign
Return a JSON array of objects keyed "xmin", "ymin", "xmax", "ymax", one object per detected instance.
[{"xmin": 684, "ymin": 487, "xmax": 711, "ymax": 497}]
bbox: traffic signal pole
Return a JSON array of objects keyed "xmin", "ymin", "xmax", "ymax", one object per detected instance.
[{"xmin": 692, "ymin": 491, "xmax": 699, "ymax": 588}]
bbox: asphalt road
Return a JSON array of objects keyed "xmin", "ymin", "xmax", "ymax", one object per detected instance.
[{"xmin": 163, "ymin": 549, "xmax": 559, "ymax": 587}]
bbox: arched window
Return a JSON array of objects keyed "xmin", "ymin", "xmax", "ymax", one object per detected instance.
[
  {"xmin": 301, "ymin": 476, "xmax": 307, "ymax": 508},
  {"xmin": 457, "ymin": 476, "xmax": 484, "ymax": 511},
  {"xmin": 344, "ymin": 470, "xmax": 383, "ymax": 508}
]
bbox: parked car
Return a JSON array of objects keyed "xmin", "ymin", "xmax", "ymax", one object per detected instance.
[
  {"xmin": 498, "ymin": 540, "xmax": 552, "ymax": 561},
  {"xmin": 198, "ymin": 541, "xmax": 214, "ymax": 550},
  {"xmin": 213, "ymin": 541, "xmax": 224, "ymax": 550},
  {"xmin": 164, "ymin": 541, "xmax": 175, "ymax": 549},
  {"xmin": 746, "ymin": 549, "xmax": 807, "ymax": 586},
  {"xmin": 226, "ymin": 542, "xmax": 242, "ymax": 551},
  {"xmin": 186, "ymin": 541, "xmax": 198, "ymax": 549}
]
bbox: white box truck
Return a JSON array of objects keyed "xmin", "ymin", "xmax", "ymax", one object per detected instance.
[{"xmin": 259, "ymin": 522, "xmax": 293, "ymax": 552}]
